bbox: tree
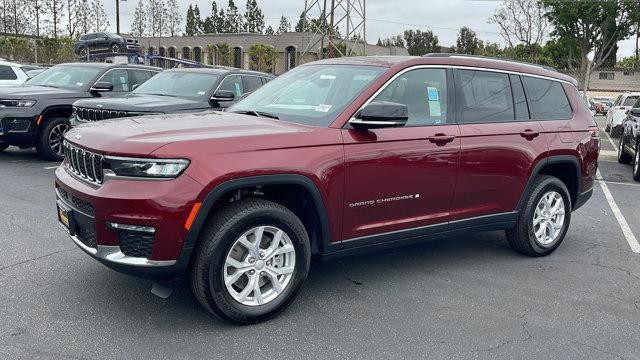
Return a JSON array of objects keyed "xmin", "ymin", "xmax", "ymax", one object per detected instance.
[
  {"xmin": 248, "ymin": 44, "xmax": 277, "ymax": 72},
  {"xmin": 381, "ymin": 35, "xmax": 405, "ymax": 48},
  {"xmin": 543, "ymin": 0, "xmax": 635, "ymax": 89},
  {"xmin": 216, "ymin": 8, "xmax": 226, "ymax": 33},
  {"xmin": 294, "ymin": 12, "xmax": 305, "ymax": 32},
  {"xmin": 376, "ymin": 38, "xmax": 382, "ymax": 46},
  {"xmin": 244, "ymin": 0, "xmax": 264, "ymax": 33},
  {"xmin": 28, "ymin": 0, "xmax": 47, "ymax": 37},
  {"xmin": 265, "ymin": 25, "xmax": 274, "ymax": 35},
  {"xmin": 193, "ymin": 5, "xmax": 203, "ymax": 34},
  {"xmin": 165, "ymin": 0, "xmax": 181, "ymax": 36},
  {"xmin": 185, "ymin": 4, "xmax": 203, "ymax": 36},
  {"xmin": 46, "ymin": 0, "xmax": 64, "ymax": 37},
  {"xmin": 202, "ymin": 1, "xmax": 221, "ymax": 33},
  {"xmin": 403, "ymin": 30, "xmax": 439, "ymax": 55},
  {"xmin": 147, "ymin": 0, "xmax": 166, "ymax": 36},
  {"xmin": 489, "ymin": 0, "xmax": 548, "ymax": 56},
  {"xmin": 277, "ymin": 15, "xmax": 290, "ymax": 34},
  {"xmin": 90, "ymin": 0, "xmax": 108, "ymax": 32},
  {"xmin": 75, "ymin": 0, "xmax": 91, "ymax": 35},
  {"xmin": 130, "ymin": 0, "xmax": 146, "ymax": 37},
  {"xmin": 455, "ymin": 27, "xmax": 479, "ymax": 54},
  {"xmin": 225, "ymin": 0, "xmax": 243, "ymax": 33},
  {"xmin": 617, "ymin": 55, "xmax": 639, "ymax": 69},
  {"xmin": 65, "ymin": 0, "xmax": 78, "ymax": 37},
  {"xmin": 214, "ymin": 43, "xmax": 233, "ymax": 66}
]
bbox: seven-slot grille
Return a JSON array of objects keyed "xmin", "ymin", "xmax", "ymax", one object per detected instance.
[
  {"xmin": 74, "ymin": 106, "xmax": 131, "ymax": 122},
  {"xmin": 63, "ymin": 141, "xmax": 104, "ymax": 184}
]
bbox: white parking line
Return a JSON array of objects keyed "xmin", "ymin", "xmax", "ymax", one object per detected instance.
[
  {"xmin": 596, "ymin": 169, "xmax": 640, "ymax": 253},
  {"xmin": 43, "ymin": 166, "xmax": 58, "ymax": 170},
  {"xmin": 598, "ymin": 179, "xmax": 640, "ymax": 188}
]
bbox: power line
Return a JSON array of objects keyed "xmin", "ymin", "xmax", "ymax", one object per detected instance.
[{"xmin": 367, "ymin": 18, "xmax": 500, "ymax": 35}]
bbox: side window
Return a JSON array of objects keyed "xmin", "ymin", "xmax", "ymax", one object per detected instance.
[
  {"xmin": 371, "ymin": 68, "xmax": 448, "ymax": 126},
  {"xmin": 510, "ymin": 74, "xmax": 530, "ymax": 120},
  {"xmin": 459, "ymin": 69, "xmax": 514, "ymax": 123},
  {"xmin": 129, "ymin": 70, "xmax": 154, "ymax": 87},
  {"xmin": 99, "ymin": 69, "xmax": 130, "ymax": 92},
  {"xmin": 522, "ymin": 76, "xmax": 572, "ymax": 120},
  {"xmin": 218, "ymin": 75, "xmax": 243, "ymax": 98},
  {"xmin": 243, "ymin": 76, "xmax": 263, "ymax": 94},
  {"xmin": 622, "ymin": 95, "xmax": 639, "ymax": 107},
  {"xmin": 0, "ymin": 65, "xmax": 17, "ymax": 80},
  {"xmin": 613, "ymin": 95, "xmax": 622, "ymax": 106}
]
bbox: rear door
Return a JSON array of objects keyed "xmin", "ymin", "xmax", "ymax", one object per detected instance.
[
  {"xmin": 342, "ymin": 67, "xmax": 460, "ymax": 242},
  {"xmin": 449, "ymin": 69, "xmax": 547, "ymax": 222}
]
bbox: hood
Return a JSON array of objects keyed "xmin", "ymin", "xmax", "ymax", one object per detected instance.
[
  {"xmin": 74, "ymin": 94, "xmax": 206, "ymax": 112},
  {"xmin": 0, "ymin": 85, "xmax": 83, "ymax": 100},
  {"xmin": 64, "ymin": 111, "xmax": 332, "ymax": 157}
]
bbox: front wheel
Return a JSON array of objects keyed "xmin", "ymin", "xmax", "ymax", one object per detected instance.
[
  {"xmin": 618, "ymin": 136, "xmax": 633, "ymax": 164},
  {"xmin": 36, "ymin": 117, "xmax": 70, "ymax": 161},
  {"xmin": 190, "ymin": 199, "xmax": 311, "ymax": 324},
  {"xmin": 110, "ymin": 44, "xmax": 121, "ymax": 53},
  {"xmin": 633, "ymin": 145, "xmax": 640, "ymax": 182},
  {"xmin": 506, "ymin": 176, "xmax": 571, "ymax": 257}
]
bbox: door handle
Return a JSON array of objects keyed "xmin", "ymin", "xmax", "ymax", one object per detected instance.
[
  {"xmin": 427, "ymin": 134, "xmax": 455, "ymax": 145},
  {"xmin": 520, "ymin": 129, "xmax": 540, "ymax": 139}
]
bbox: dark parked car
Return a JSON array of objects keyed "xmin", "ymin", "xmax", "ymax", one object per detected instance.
[
  {"xmin": 0, "ymin": 62, "xmax": 160, "ymax": 160},
  {"xmin": 71, "ymin": 67, "xmax": 274, "ymax": 123},
  {"xmin": 75, "ymin": 32, "xmax": 141, "ymax": 57},
  {"xmin": 55, "ymin": 55, "xmax": 598, "ymax": 324},
  {"xmin": 618, "ymin": 98, "xmax": 640, "ymax": 181}
]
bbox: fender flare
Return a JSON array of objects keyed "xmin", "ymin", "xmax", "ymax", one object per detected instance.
[
  {"xmin": 516, "ymin": 155, "xmax": 581, "ymax": 211},
  {"xmin": 37, "ymin": 106, "xmax": 73, "ymax": 134},
  {"xmin": 182, "ymin": 174, "xmax": 333, "ymax": 254}
]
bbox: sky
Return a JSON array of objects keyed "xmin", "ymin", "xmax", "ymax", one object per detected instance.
[{"xmin": 104, "ymin": 0, "xmax": 636, "ymax": 60}]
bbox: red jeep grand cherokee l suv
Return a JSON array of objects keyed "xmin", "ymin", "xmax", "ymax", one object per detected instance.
[{"xmin": 55, "ymin": 55, "xmax": 599, "ymax": 324}]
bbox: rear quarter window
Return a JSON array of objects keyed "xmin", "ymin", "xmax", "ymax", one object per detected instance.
[
  {"xmin": 0, "ymin": 65, "xmax": 17, "ymax": 80},
  {"xmin": 522, "ymin": 76, "xmax": 572, "ymax": 120}
]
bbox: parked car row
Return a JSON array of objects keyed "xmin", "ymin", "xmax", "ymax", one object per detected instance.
[
  {"xmin": 0, "ymin": 62, "xmax": 273, "ymax": 160},
  {"xmin": 0, "ymin": 60, "xmax": 45, "ymax": 87}
]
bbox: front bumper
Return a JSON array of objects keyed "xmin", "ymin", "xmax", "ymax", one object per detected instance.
[
  {"xmin": 0, "ymin": 114, "xmax": 38, "ymax": 146},
  {"xmin": 55, "ymin": 163, "xmax": 205, "ymax": 279}
]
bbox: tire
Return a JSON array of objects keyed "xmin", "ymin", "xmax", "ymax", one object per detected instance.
[
  {"xmin": 78, "ymin": 47, "xmax": 88, "ymax": 58},
  {"xmin": 506, "ymin": 175, "xmax": 572, "ymax": 257},
  {"xmin": 36, "ymin": 117, "xmax": 70, "ymax": 161},
  {"xmin": 110, "ymin": 43, "xmax": 121, "ymax": 53},
  {"xmin": 618, "ymin": 136, "xmax": 633, "ymax": 164},
  {"xmin": 190, "ymin": 198, "xmax": 311, "ymax": 324},
  {"xmin": 633, "ymin": 143, "xmax": 640, "ymax": 182}
]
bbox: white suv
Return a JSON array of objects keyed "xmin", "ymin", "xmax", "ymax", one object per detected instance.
[
  {"xmin": 607, "ymin": 92, "xmax": 640, "ymax": 137},
  {"xmin": 0, "ymin": 61, "xmax": 43, "ymax": 87}
]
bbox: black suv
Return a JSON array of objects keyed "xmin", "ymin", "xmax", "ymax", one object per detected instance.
[
  {"xmin": 72, "ymin": 67, "xmax": 274, "ymax": 124},
  {"xmin": 618, "ymin": 98, "xmax": 640, "ymax": 181},
  {"xmin": 75, "ymin": 33, "xmax": 140, "ymax": 57},
  {"xmin": 0, "ymin": 62, "xmax": 160, "ymax": 160}
]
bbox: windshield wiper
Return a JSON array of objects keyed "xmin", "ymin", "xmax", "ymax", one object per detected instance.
[{"xmin": 231, "ymin": 110, "xmax": 279, "ymax": 119}]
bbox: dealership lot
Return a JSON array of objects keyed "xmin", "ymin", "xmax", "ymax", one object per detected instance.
[{"xmin": 0, "ymin": 116, "xmax": 639, "ymax": 359}]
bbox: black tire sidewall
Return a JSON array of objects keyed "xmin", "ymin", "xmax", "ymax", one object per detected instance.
[
  {"xmin": 633, "ymin": 146, "xmax": 640, "ymax": 181},
  {"xmin": 0, "ymin": 144, "xmax": 8, "ymax": 151},
  {"xmin": 36, "ymin": 117, "xmax": 69, "ymax": 161},
  {"xmin": 524, "ymin": 179, "xmax": 572, "ymax": 254},
  {"xmin": 206, "ymin": 208, "xmax": 310, "ymax": 323},
  {"xmin": 111, "ymin": 43, "xmax": 120, "ymax": 52}
]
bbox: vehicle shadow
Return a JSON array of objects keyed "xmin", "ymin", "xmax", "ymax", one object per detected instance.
[{"xmin": 0, "ymin": 147, "xmax": 60, "ymax": 164}]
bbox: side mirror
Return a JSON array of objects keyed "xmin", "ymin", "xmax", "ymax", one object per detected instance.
[
  {"xmin": 90, "ymin": 82, "xmax": 114, "ymax": 92},
  {"xmin": 211, "ymin": 90, "xmax": 235, "ymax": 102},
  {"xmin": 349, "ymin": 101, "xmax": 409, "ymax": 130}
]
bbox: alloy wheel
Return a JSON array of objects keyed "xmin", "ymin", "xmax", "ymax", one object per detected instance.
[
  {"xmin": 635, "ymin": 148, "xmax": 639, "ymax": 174},
  {"xmin": 533, "ymin": 191, "xmax": 565, "ymax": 246},
  {"xmin": 223, "ymin": 225, "xmax": 296, "ymax": 306},
  {"xmin": 49, "ymin": 123, "xmax": 69, "ymax": 157}
]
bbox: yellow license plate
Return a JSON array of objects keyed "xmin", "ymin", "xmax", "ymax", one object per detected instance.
[{"xmin": 58, "ymin": 206, "xmax": 70, "ymax": 229}]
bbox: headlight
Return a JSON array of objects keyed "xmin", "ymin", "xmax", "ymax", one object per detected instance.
[
  {"xmin": 104, "ymin": 157, "xmax": 189, "ymax": 179},
  {"xmin": 0, "ymin": 100, "xmax": 36, "ymax": 107}
]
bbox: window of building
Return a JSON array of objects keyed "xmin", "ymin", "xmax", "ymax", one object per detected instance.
[
  {"xmin": 372, "ymin": 68, "xmax": 448, "ymax": 126},
  {"xmin": 522, "ymin": 76, "xmax": 572, "ymax": 120},
  {"xmin": 194, "ymin": 47, "xmax": 203, "ymax": 63},
  {"xmin": 286, "ymin": 46, "xmax": 296, "ymax": 71},
  {"xmin": 624, "ymin": 71, "xmax": 635, "ymax": 76},
  {"xmin": 599, "ymin": 72, "xmax": 615, "ymax": 80},
  {"xmin": 459, "ymin": 69, "xmax": 514, "ymax": 123},
  {"xmin": 168, "ymin": 47, "xmax": 176, "ymax": 59},
  {"xmin": 182, "ymin": 47, "xmax": 191, "ymax": 60}
]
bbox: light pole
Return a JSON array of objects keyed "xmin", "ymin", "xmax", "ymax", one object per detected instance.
[{"xmin": 116, "ymin": 0, "xmax": 121, "ymax": 35}]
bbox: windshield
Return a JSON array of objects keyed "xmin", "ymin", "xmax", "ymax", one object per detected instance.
[
  {"xmin": 623, "ymin": 96, "xmax": 639, "ymax": 107},
  {"xmin": 229, "ymin": 64, "xmax": 386, "ymax": 126},
  {"xmin": 27, "ymin": 65, "xmax": 103, "ymax": 89},
  {"xmin": 133, "ymin": 71, "xmax": 220, "ymax": 99}
]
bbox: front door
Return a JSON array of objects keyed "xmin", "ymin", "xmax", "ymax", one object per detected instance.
[{"xmin": 342, "ymin": 68, "xmax": 460, "ymax": 243}]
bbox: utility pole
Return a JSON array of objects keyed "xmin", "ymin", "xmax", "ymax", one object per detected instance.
[{"xmin": 116, "ymin": 0, "xmax": 121, "ymax": 34}]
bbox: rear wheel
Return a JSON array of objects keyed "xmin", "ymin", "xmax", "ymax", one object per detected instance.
[
  {"xmin": 506, "ymin": 176, "xmax": 571, "ymax": 257},
  {"xmin": 78, "ymin": 47, "xmax": 88, "ymax": 58},
  {"xmin": 110, "ymin": 43, "xmax": 121, "ymax": 53},
  {"xmin": 618, "ymin": 136, "xmax": 633, "ymax": 164},
  {"xmin": 190, "ymin": 198, "xmax": 311, "ymax": 324},
  {"xmin": 36, "ymin": 117, "xmax": 69, "ymax": 161}
]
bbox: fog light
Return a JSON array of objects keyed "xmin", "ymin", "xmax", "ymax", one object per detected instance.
[{"xmin": 106, "ymin": 222, "xmax": 155, "ymax": 234}]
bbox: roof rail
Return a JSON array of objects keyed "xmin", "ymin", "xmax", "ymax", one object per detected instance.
[{"xmin": 422, "ymin": 53, "xmax": 558, "ymax": 73}]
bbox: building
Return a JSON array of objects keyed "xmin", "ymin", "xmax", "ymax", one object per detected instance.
[{"xmin": 137, "ymin": 32, "xmax": 409, "ymax": 75}]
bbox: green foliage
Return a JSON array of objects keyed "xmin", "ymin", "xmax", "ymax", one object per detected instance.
[
  {"xmin": 617, "ymin": 56, "xmax": 640, "ymax": 70},
  {"xmin": 277, "ymin": 15, "xmax": 290, "ymax": 34},
  {"xmin": 265, "ymin": 25, "xmax": 275, "ymax": 35},
  {"xmin": 224, "ymin": 0, "xmax": 244, "ymax": 33},
  {"xmin": 455, "ymin": 27, "xmax": 479, "ymax": 55},
  {"xmin": 244, "ymin": 0, "xmax": 264, "ymax": 33},
  {"xmin": 403, "ymin": 30, "xmax": 439, "ymax": 55},
  {"xmin": 379, "ymin": 35, "xmax": 405, "ymax": 48},
  {"xmin": 0, "ymin": 36, "xmax": 74, "ymax": 64},
  {"xmin": 212, "ymin": 43, "xmax": 233, "ymax": 66},
  {"xmin": 248, "ymin": 44, "xmax": 277, "ymax": 72}
]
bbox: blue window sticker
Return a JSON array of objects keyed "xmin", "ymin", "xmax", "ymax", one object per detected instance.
[
  {"xmin": 427, "ymin": 87, "xmax": 439, "ymax": 101},
  {"xmin": 234, "ymin": 83, "xmax": 242, "ymax": 97}
]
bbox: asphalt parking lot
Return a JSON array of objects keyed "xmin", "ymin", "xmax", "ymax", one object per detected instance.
[{"xmin": 1, "ymin": 115, "xmax": 640, "ymax": 359}]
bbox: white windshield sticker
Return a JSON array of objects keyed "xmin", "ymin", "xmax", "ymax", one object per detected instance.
[
  {"xmin": 76, "ymin": 83, "xmax": 84, "ymax": 86},
  {"xmin": 315, "ymin": 104, "xmax": 332, "ymax": 112},
  {"xmin": 197, "ymin": 91, "xmax": 206, "ymax": 95},
  {"xmin": 320, "ymin": 74, "xmax": 336, "ymax": 80}
]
